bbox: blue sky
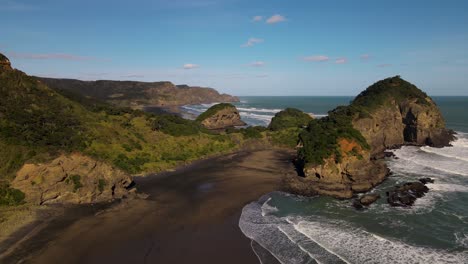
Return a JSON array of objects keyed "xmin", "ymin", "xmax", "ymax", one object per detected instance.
[{"xmin": 1, "ymin": 0, "xmax": 468, "ymax": 95}]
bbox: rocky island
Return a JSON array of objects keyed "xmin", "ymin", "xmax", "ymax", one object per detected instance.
[{"xmin": 285, "ymin": 76, "xmax": 454, "ymax": 198}]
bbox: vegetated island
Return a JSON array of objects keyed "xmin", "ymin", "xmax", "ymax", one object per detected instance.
[{"xmin": 0, "ymin": 52, "xmax": 455, "ymax": 263}]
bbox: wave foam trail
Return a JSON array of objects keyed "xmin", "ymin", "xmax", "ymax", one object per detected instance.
[
  {"xmin": 293, "ymin": 220, "xmax": 468, "ymax": 264},
  {"xmin": 389, "ymin": 142, "xmax": 468, "ymax": 177}
]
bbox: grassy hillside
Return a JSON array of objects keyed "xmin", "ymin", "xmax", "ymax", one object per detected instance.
[{"xmin": 0, "ymin": 55, "xmax": 239, "ymax": 205}]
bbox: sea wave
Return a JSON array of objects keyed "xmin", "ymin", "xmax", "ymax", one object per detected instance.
[{"xmin": 240, "ymin": 194, "xmax": 468, "ymax": 264}]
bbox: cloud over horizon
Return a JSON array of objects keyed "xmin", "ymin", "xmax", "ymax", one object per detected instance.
[
  {"xmin": 266, "ymin": 14, "xmax": 286, "ymax": 24},
  {"xmin": 241, "ymin": 37, "xmax": 264, "ymax": 47},
  {"xmin": 303, "ymin": 55, "xmax": 329, "ymax": 62},
  {"xmin": 183, "ymin": 63, "xmax": 200, "ymax": 69}
]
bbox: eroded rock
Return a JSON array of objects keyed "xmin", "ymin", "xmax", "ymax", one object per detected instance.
[{"xmin": 12, "ymin": 153, "xmax": 135, "ymax": 205}]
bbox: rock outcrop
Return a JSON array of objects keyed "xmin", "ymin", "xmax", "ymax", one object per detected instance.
[
  {"xmin": 285, "ymin": 76, "xmax": 453, "ymax": 199},
  {"xmin": 353, "ymin": 98, "xmax": 453, "ymax": 157},
  {"xmin": 37, "ymin": 77, "xmax": 239, "ymax": 109},
  {"xmin": 197, "ymin": 103, "xmax": 246, "ymax": 130},
  {"xmin": 12, "ymin": 154, "xmax": 135, "ymax": 205},
  {"xmin": 0, "ymin": 54, "xmax": 11, "ymax": 70},
  {"xmin": 386, "ymin": 181, "xmax": 430, "ymax": 207}
]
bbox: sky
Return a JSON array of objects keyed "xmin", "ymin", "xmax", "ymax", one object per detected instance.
[{"xmin": 1, "ymin": 0, "xmax": 468, "ymax": 96}]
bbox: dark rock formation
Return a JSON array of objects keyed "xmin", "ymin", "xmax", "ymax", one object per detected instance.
[
  {"xmin": 0, "ymin": 53, "xmax": 11, "ymax": 70},
  {"xmin": 419, "ymin": 177, "xmax": 434, "ymax": 184},
  {"xmin": 386, "ymin": 181, "xmax": 430, "ymax": 207},
  {"xmin": 197, "ymin": 103, "xmax": 246, "ymax": 130},
  {"xmin": 37, "ymin": 77, "xmax": 239, "ymax": 109}
]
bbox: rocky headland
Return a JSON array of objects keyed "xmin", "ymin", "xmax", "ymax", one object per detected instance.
[
  {"xmin": 285, "ymin": 76, "xmax": 454, "ymax": 199},
  {"xmin": 37, "ymin": 77, "xmax": 239, "ymax": 109}
]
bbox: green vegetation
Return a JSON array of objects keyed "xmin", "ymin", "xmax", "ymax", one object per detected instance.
[
  {"xmin": 0, "ymin": 182, "xmax": 25, "ymax": 206},
  {"xmin": 298, "ymin": 109, "xmax": 369, "ymax": 166},
  {"xmin": 195, "ymin": 103, "xmax": 235, "ymax": 122},
  {"xmin": 98, "ymin": 179, "xmax": 106, "ymax": 193},
  {"xmin": 268, "ymin": 108, "xmax": 313, "ymax": 131},
  {"xmin": 239, "ymin": 126, "xmax": 267, "ymax": 139},
  {"xmin": 0, "ymin": 53, "xmax": 239, "ymax": 198},
  {"xmin": 65, "ymin": 175, "xmax": 83, "ymax": 192},
  {"xmin": 351, "ymin": 76, "xmax": 429, "ymax": 115},
  {"xmin": 268, "ymin": 127, "xmax": 302, "ymax": 148},
  {"xmin": 151, "ymin": 114, "xmax": 205, "ymax": 136}
]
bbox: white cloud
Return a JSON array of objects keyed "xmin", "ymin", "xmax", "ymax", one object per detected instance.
[
  {"xmin": 241, "ymin": 38, "xmax": 264, "ymax": 48},
  {"xmin": 252, "ymin": 16, "xmax": 263, "ymax": 22},
  {"xmin": 335, "ymin": 57, "xmax": 347, "ymax": 64},
  {"xmin": 303, "ymin": 55, "xmax": 329, "ymax": 62},
  {"xmin": 250, "ymin": 61, "xmax": 265, "ymax": 67},
  {"xmin": 183, "ymin": 63, "xmax": 200, "ymax": 69},
  {"xmin": 266, "ymin": 14, "xmax": 286, "ymax": 24}
]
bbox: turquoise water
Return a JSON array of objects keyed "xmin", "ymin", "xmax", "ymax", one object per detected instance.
[{"xmin": 183, "ymin": 96, "xmax": 468, "ymax": 263}]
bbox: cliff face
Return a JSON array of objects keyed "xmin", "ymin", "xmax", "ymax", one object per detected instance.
[
  {"xmin": 353, "ymin": 97, "xmax": 453, "ymax": 157},
  {"xmin": 197, "ymin": 103, "xmax": 246, "ymax": 129},
  {"xmin": 286, "ymin": 76, "xmax": 453, "ymax": 199},
  {"xmin": 12, "ymin": 154, "xmax": 135, "ymax": 205},
  {"xmin": 286, "ymin": 138, "xmax": 389, "ymax": 198},
  {"xmin": 37, "ymin": 77, "xmax": 239, "ymax": 108}
]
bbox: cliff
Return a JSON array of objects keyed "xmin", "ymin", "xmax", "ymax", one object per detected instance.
[
  {"xmin": 37, "ymin": 77, "xmax": 239, "ymax": 108},
  {"xmin": 286, "ymin": 76, "xmax": 453, "ymax": 198},
  {"xmin": 351, "ymin": 77, "xmax": 453, "ymax": 156},
  {"xmin": 196, "ymin": 103, "xmax": 246, "ymax": 129}
]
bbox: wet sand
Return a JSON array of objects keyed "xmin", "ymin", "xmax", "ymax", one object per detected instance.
[{"xmin": 1, "ymin": 149, "xmax": 295, "ymax": 264}]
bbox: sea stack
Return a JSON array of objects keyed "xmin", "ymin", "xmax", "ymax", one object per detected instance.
[
  {"xmin": 196, "ymin": 103, "xmax": 246, "ymax": 130},
  {"xmin": 285, "ymin": 76, "xmax": 454, "ymax": 199}
]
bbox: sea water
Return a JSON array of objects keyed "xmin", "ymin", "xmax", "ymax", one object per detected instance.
[{"xmin": 184, "ymin": 96, "xmax": 468, "ymax": 263}]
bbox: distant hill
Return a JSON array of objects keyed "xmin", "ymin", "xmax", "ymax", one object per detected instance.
[{"xmin": 37, "ymin": 77, "xmax": 239, "ymax": 108}]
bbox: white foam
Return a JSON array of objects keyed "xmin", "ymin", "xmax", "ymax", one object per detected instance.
[
  {"xmin": 389, "ymin": 145, "xmax": 468, "ymax": 177},
  {"xmin": 429, "ymin": 183, "xmax": 468, "ymax": 193},
  {"xmin": 239, "ymin": 112, "xmax": 275, "ymax": 122},
  {"xmin": 293, "ymin": 219, "xmax": 468, "ymax": 264},
  {"xmin": 261, "ymin": 197, "xmax": 279, "ymax": 217},
  {"xmin": 455, "ymin": 232, "xmax": 468, "ymax": 248},
  {"xmin": 237, "ymin": 107, "xmax": 283, "ymax": 113}
]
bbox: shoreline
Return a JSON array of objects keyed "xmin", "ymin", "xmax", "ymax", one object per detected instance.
[{"xmin": 0, "ymin": 149, "xmax": 296, "ymax": 263}]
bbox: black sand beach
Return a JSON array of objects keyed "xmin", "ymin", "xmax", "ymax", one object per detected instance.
[{"xmin": 1, "ymin": 149, "xmax": 295, "ymax": 264}]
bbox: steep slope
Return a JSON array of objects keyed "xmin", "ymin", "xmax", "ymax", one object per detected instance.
[
  {"xmin": 38, "ymin": 77, "xmax": 239, "ymax": 108},
  {"xmin": 0, "ymin": 53, "xmax": 237, "ymax": 205},
  {"xmin": 285, "ymin": 76, "xmax": 454, "ymax": 198}
]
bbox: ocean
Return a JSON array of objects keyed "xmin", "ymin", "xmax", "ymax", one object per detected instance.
[{"xmin": 182, "ymin": 96, "xmax": 468, "ymax": 264}]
